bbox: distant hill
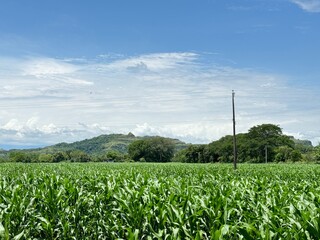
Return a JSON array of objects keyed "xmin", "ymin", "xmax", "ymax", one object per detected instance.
[
  {"xmin": 292, "ymin": 138, "xmax": 313, "ymax": 147},
  {"xmin": 290, "ymin": 137, "xmax": 313, "ymax": 153},
  {"xmin": 35, "ymin": 133, "xmax": 188, "ymax": 155}
]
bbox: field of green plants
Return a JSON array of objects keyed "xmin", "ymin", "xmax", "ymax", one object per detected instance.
[{"xmin": 1, "ymin": 163, "xmax": 320, "ymax": 239}]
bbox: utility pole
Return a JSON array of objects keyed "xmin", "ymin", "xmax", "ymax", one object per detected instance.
[
  {"xmin": 232, "ymin": 90, "xmax": 237, "ymax": 170},
  {"xmin": 265, "ymin": 146, "xmax": 268, "ymax": 163}
]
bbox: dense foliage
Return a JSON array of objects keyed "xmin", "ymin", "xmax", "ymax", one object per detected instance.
[
  {"xmin": 175, "ymin": 124, "xmax": 309, "ymax": 163},
  {"xmin": 0, "ymin": 134, "xmax": 186, "ymax": 163},
  {"xmin": 50, "ymin": 133, "xmax": 137, "ymax": 154},
  {"xmin": 1, "ymin": 163, "xmax": 320, "ymax": 239},
  {"xmin": 128, "ymin": 137, "xmax": 175, "ymax": 162}
]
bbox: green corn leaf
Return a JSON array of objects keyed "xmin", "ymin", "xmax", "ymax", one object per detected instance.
[
  {"xmin": 0, "ymin": 222, "xmax": 5, "ymax": 237},
  {"xmin": 13, "ymin": 231, "xmax": 24, "ymax": 240}
]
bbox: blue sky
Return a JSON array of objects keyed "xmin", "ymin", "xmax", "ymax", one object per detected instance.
[{"xmin": 0, "ymin": 0, "xmax": 320, "ymax": 149}]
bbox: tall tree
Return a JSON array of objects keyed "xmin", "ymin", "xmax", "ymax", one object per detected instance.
[
  {"xmin": 246, "ymin": 124, "xmax": 294, "ymax": 162},
  {"xmin": 128, "ymin": 137, "xmax": 175, "ymax": 162},
  {"xmin": 128, "ymin": 139, "xmax": 149, "ymax": 161}
]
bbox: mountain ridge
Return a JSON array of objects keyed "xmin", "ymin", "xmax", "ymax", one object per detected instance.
[{"xmin": 30, "ymin": 133, "xmax": 189, "ymax": 155}]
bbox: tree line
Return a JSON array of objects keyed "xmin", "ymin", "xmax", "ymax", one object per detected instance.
[
  {"xmin": 1, "ymin": 149, "xmax": 135, "ymax": 163},
  {"xmin": 0, "ymin": 137, "xmax": 174, "ymax": 163},
  {"xmin": 127, "ymin": 124, "xmax": 317, "ymax": 163},
  {"xmin": 1, "ymin": 124, "xmax": 319, "ymax": 163},
  {"xmin": 174, "ymin": 124, "xmax": 306, "ymax": 163}
]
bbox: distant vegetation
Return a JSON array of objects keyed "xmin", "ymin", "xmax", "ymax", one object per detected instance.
[
  {"xmin": 0, "ymin": 124, "xmax": 319, "ymax": 163},
  {"xmin": 173, "ymin": 124, "xmax": 313, "ymax": 163},
  {"xmin": 0, "ymin": 133, "xmax": 187, "ymax": 163}
]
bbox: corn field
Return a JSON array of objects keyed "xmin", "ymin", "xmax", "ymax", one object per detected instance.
[{"xmin": 1, "ymin": 163, "xmax": 320, "ymax": 239}]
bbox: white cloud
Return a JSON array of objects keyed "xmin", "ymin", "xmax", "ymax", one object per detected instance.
[
  {"xmin": 290, "ymin": 0, "xmax": 320, "ymax": 12},
  {"xmin": 103, "ymin": 52, "xmax": 198, "ymax": 71},
  {"xmin": 3, "ymin": 119, "xmax": 23, "ymax": 131},
  {"xmin": 132, "ymin": 123, "xmax": 163, "ymax": 137},
  {"xmin": 0, "ymin": 118, "xmax": 103, "ymax": 146},
  {"xmin": 23, "ymin": 57, "xmax": 78, "ymax": 77},
  {"xmin": 40, "ymin": 123, "xmax": 61, "ymax": 134},
  {"xmin": 132, "ymin": 122, "xmax": 233, "ymax": 143},
  {"xmin": 0, "ymin": 52, "xmax": 319, "ymax": 147},
  {"xmin": 0, "ymin": 57, "xmax": 94, "ymax": 100}
]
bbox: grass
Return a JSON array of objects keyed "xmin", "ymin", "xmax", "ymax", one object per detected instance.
[{"xmin": 0, "ymin": 163, "xmax": 320, "ymax": 239}]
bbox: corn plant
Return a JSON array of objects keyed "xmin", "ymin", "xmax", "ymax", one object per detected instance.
[{"xmin": 0, "ymin": 163, "xmax": 320, "ymax": 239}]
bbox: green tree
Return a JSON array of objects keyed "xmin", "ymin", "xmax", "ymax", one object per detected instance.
[
  {"xmin": 274, "ymin": 146, "xmax": 302, "ymax": 162},
  {"xmin": 9, "ymin": 151, "xmax": 31, "ymax": 163},
  {"xmin": 28, "ymin": 152, "xmax": 40, "ymax": 163},
  {"xmin": 147, "ymin": 137, "xmax": 175, "ymax": 162},
  {"xmin": 69, "ymin": 150, "xmax": 92, "ymax": 162},
  {"xmin": 314, "ymin": 146, "xmax": 320, "ymax": 162},
  {"xmin": 128, "ymin": 137, "xmax": 175, "ymax": 162},
  {"xmin": 207, "ymin": 135, "xmax": 234, "ymax": 163},
  {"xmin": 247, "ymin": 124, "xmax": 282, "ymax": 139},
  {"xmin": 52, "ymin": 152, "xmax": 67, "ymax": 162},
  {"xmin": 246, "ymin": 124, "xmax": 294, "ymax": 162},
  {"xmin": 182, "ymin": 145, "xmax": 207, "ymax": 163},
  {"xmin": 290, "ymin": 149, "xmax": 303, "ymax": 162},
  {"xmin": 38, "ymin": 153, "xmax": 54, "ymax": 162},
  {"xmin": 204, "ymin": 124, "xmax": 296, "ymax": 163},
  {"xmin": 172, "ymin": 149, "xmax": 188, "ymax": 162},
  {"xmin": 128, "ymin": 140, "xmax": 148, "ymax": 161},
  {"xmin": 105, "ymin": 150, "xmax": 125, "ymax": 162}
]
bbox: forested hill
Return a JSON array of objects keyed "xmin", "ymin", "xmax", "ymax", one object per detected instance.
[{"xmin": 41, "ymin": 133, "xmax": 188, "ymax": 155}]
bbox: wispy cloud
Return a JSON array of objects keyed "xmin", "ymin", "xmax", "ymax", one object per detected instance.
[
  {"xmin": 290, "ymin": 0, "xmax": 320, "ymax": 12},
  {"xmin": 102, "ymin": 52, "xmax": 198, "ymax": 71},
  {"xmin": 0, "ymin": 52, "xmax": 319, "ymax": 147}
]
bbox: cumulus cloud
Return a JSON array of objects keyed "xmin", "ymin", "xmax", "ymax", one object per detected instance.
[
  {"xmin": 0, "ymin": 118, "xmax": 111, "ymax": 147},
  {"xmin": 0, "ymin": 52, "xmax": 319, "ymax": 147},
  {"xmin": 290, "ymin": 0, "xmax": 320, "ymax": 12},
  {"xmin": 132, "ymin": 122, "xmax": 233, "ymax": 143}
]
